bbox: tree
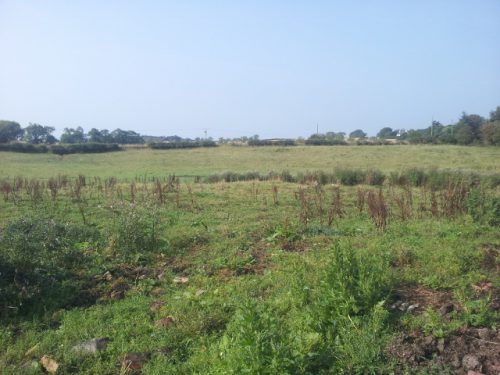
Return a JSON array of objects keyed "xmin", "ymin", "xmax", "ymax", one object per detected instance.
[
  {"xmin": 60, "ymin": 127, "xmax": 86, "ymax": 144},
  {"xmin": 454, "ymin": 123, "xmax": 475, "ymax": 145},
  {"xmin": 481, "ymin": 120, "xmax": 500, "ymax": 145},
  {"xmin": 0, "ymin": 120, "xmax": 23, "ymax": 143},
  {"xmin": 325, "ymin": 131, "xmax": 345, "ymax": 141},
  {"xmin": 23, "ymin": 123, "xmax": 57, "ymax": 144},
  {"xmin": 349, "ymin": 129, "xmax": 367, "ymax": 139},
  {"xmin": 490, "ymin": 106, "xmax": 500, "ymax": 122},
  {"xmin": 88, "ymin": 128, "xmax": 113, "ymax": 143},
  {"xmin": 110, "ymin": 129, "xmax": 144, "ymax": 144},
  {"xmin": 377, "ymin": 127, "xmax": 398, "ymax": 139},
  {"xmin": 455, "ymin": 113, "xmax": 484, "ymax": 144}
]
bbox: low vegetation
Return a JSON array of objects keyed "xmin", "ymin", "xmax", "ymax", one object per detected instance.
[{"xmin": 0, "ymin": 146, "xmax": 498, "ymax": 374}]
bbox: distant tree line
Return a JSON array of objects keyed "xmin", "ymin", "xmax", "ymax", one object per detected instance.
[
  {"xmin": 1, "ymin": 105, "xmax": 499, "ymax": 150},
  {"xmin": 373, "ymin": 106, "xmax": 500, "ymax": 145},
  {"xmin": 0, "ymin": 122, "xmax": 144, "ymax": 145},
  {"xmin": 303, "ymin": 106, "xmax": 500, "ymax": 146}
]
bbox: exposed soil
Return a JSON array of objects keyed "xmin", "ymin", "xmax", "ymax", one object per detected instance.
[
  {"xmin": 481, "ymin": 244, "xmax": 499, "ymax": 274},
  {"xmin": 388, "ymin": 284, "xmax": 500, "ymax": 374},
  {"xmin": 391, "ymin": 284, "xmax": 456, "ymax": 315},
  {"xmin": 388, "ymin": 327, "xmax": 500, "ymax": 375}
]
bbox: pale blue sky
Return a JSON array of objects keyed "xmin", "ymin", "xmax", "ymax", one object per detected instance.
[{"xmin": 1, "ymin": 1, "xmax": 499, "ymax": 139}]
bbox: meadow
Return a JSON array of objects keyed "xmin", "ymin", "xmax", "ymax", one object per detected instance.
[
  {"xmin": 0, "ymin": 145, "xmax": 498, "ymax": 374},
  {"xmin": 0, "ymin": 144, "xmax": 499, "ymax": 180}
]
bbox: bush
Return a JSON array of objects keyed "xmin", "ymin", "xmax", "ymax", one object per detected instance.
[
  {"xmin": 401, "ymin": 168, "xmax": 427, "ymax": 187},
  {"xmin": 149, "ymin": 140, "xmax": 217, "ymax": 149},
  {"xmin": 214, "ymin": 301, "xmax": 298, "ymax": 374},
  {"xmin": 248, "ymin": 139, "xmax": 296, "ymax": 146},
  {"xmin": 366, "ymin": 170, "xmax": 386, "ymax": 186},
  {"xmin": 467, "ymin": 189, "xmax": 500, "ymax": 226},
  {"xmin": 0, "ymin": 142, "xmax": 48, "ymax": 153},
  {"xmin": 106, "ymin": 203, "xmax": 161, "ymax": 259},
  {"xmin": 336, "ymin": 169, "xmax": 367, "ymax": 185},
  {"xmin": 305, "ymin": 139, "xmax": 347, "ymax": 146},
  {"xmin": 0, "ymin": 216, "xmax": 101, "ymax": 317},
  {"xmin": 51, "ymin": 143, "xmax": 121, "ymax": 155},
  {"xmin": 207, "ymin": 243, "xmax": 393, "ymax": 374}
]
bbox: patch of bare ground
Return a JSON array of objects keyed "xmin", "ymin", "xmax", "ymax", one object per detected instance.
[
  {"xmin": 481, "ymin": 244, "xmax": 499, "ymax": 273},
  {"xmin": 210, "ymin": 245, "xmax": 272, "ymax": 280},
  {"xmin": 388, "ymin": 284, "xmax": 500, "ymax": 374},
  {"xmin": 390, "ymin": 284, "xmax": 455, "ymax": 315},
  {"xmin": 281, "ymin": 239, "xmax": 310, "ymax": 252},
  {"xmin": 388, "ymin": 327, "xmax": 500, "ymax": 375}
]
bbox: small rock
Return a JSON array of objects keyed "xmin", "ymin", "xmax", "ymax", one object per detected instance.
[
  {"xmin": 450, "ymin": 353, "xmax": 461, "ymax": 368},
  {"xmin": 71, "ymin": 338, "xmax": 110, "ymax": 355},
  {"xmin": 110, "ymin": 290, "xmax": 125, "ymax": 300},
  {"xmin": 398, "ymin": 302, "xmax": 409, "ymax": 311},
  {"xmin": 155, "ymin": 316, "xmax": 175, "ymax": 328},
  {"xmin": 391, "ymin": 300, "xmax": 403, "ymax": 309},
  {"xmin": 476, "ymin": 328, "xmax": 492, "ymax": 340},
  {"xmin": 149, "ymin": 301, "xmax": 164, "ymax": 313},
  {"xmin": 120, "ymin": 352, "xmax": 149, "ymax": 373},
  {"xmin": 439, "ymin": 303, "xmax": 454, "ymax": 316},
  {"xmin": 407, "ymin": 303, "xmax": 419, "ymax": 313},
  {"xmin": 40, "ymin": 355, "xmax": 59, "ymax": 374},
  {"xmin": 462, "ymin": 354, "xmax": 480, "ymax": 371},
  {"xmin": 423, "ymin": 335, "xmax": 436, "ymax": 347},
  {"xmin": 437, "ymin": 338, "xmax": 445, "ymax": 353},
  {"xmin": 173, "ymin": 276, "xmax": 189, "ymax": 284},
  {"xmin": 102, "ymin": 271, "xmax": 113, "ymax": 281}
]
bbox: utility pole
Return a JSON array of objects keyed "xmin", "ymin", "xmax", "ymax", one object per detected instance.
[
  {"xmin": 203, "ymin": 128, "xmax": 208, "ymax": 139},
  {"xmin": 316, "ymin": 123, "xmax": 319, "ymax": 135}
]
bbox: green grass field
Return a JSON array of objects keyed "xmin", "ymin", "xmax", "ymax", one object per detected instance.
[
  {"xmin": 0, "ymin": 146, "xmax": 498, "ymax": 374},
  {"xmin": 1, "ymin": 145, "xmax": 499, "ymax": 180}
]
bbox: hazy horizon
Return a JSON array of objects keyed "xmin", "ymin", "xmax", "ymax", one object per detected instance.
[{"xmin": 1, "ymin": 1, "xmax": 500, "ymax": 139}]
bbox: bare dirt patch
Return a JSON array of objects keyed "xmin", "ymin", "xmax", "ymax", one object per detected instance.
[
  {"xmin": 388, "ymin": 284, "xmax": 500, "ymax": 374},
  {"xmin": 391, "ymin": 284, "xmax": 455, "ymax": 315},
  {"xmin": 388, "ymin": 327, "xmax": 500, "ymax": 375}
]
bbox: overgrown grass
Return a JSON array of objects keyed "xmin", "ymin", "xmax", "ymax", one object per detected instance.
[{"xmin": 0, "ymin": 148, "xmax": 498, "ymax": 374}]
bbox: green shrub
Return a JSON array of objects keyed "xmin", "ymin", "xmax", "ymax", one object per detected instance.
[
  {"xmin": 0, "ymin": 216, "xmax": 101, "ymax": 317},
  {"xmin": 214, "ymin": 301, "xmax": 299, "ymax": 374},
  {"xmin": 106, "ymin": 203, "xmax": 161, "ymax": 259},
  {"xmin": 0, "ymin": 142, "xmax": 48, "ymax": 153},
  {"xmin": 467, "ymin": 189, "xmax": 500, "ymax": 226},
  {"xmin": 248, "ymin": 139, "xmax": 296, "ymax": 146},
  {"xmin": 401, "ymin": 168, "xmax": 427, "ymax": 187},
  {"xmin": 305, "ymin": 139, "xmax": 347, "ymax": 146},
  {"xmin": 366, "ymin": 170, "xmax": 386, "ymax": 185},
  {"xmin": 336, "ymin": 169, "xmax": 367, "ymax": 185},
  {"xmin": 149, "ymin": 140, "xmax": 217, "ymax": 149},
  {"xmin": 51, "ymin": 143, "xmax": 121, "ymax": 155}
]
